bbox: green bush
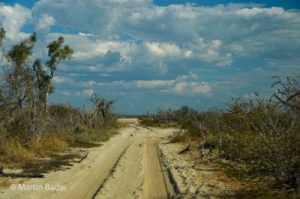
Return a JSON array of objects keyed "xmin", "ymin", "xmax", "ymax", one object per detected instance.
[{"xmin": 204, "ymin": 134, "xmax": 218, "ymax": 148}]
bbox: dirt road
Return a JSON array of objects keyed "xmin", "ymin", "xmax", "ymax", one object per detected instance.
[{"xmin": 0, "ymin": 119, "xmax": 177, "ymax": 199}]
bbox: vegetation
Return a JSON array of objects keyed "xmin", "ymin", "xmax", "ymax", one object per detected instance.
[
  {"xmin": 0, "ymin": 28, "xmax": 117, "ymax": 165},
  {"xmin": 0, "ymin": 25, "xmax": 299, "ymax": 196},
  {"xmin": 139, "ymin": 77, "xmax": 300, "ymax": 193}
]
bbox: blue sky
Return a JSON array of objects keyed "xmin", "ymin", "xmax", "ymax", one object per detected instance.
[
  {"xmin": 0, "ymin": 0, "xmax": 300, "ymax": 114},
  {"xmin": 3, "ymin": 0, "xmax": 300, "ymax": 9}
]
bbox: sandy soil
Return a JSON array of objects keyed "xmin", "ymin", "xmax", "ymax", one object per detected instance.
[
  {"xmin": 0, "ymin": 119, "xmax": 243, "ymax": 199},
  {"xmin": 159, "ymin": 142, "xmax": 244, "ymax": 199}
]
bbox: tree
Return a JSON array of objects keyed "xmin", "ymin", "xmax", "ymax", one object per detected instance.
[
  {"xmin": 0, "ymin": 27, "xmax": 5, "ymax": 46},
  {"xmin": 1, "ymin": 32, "xmax": 73, "ymax": 111},
  {"xmin": 272, "ymin": 76, "xmax": 300, "ymax": 111},
  {"xmin": 46, "ymin": 37, "xmax": 73, "ymax": 78},
  {"xmin": 5, "ymin": 33, "xmax": 36, "ymax": 109},
  {"xmin": 90, "ymin": 94, "xmax": 114, "ymax": 128},
  {"xmin": 32, "ymin": 59, "xmax": 51, "ymax": 111},
  {"xmin": 0, "ymin": 27, "xmax": 73, "ymax": 138},
  {"xmin": 35, "ymin": 37, "xmax": 73, "ymax": 110}
]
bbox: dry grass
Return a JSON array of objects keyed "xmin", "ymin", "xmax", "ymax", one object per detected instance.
[
  {"xmin": 116, "ymin": 118, "xmax": 133, "ymax": 128},
  {"xmin": 169, "ymin": 130, "xmax": 187, "ymax": 143},
  {"xmin": 0, "ymin": 121, "xmax": 122, "ymax": 177},
  {"xmin": 40, "ymin": 135, "xmax": 68, "ymax": 152},
  {"xmin": 0, "ymin": 134, "xmax": 69, "ymax": 164},
  {"xmin": 28, "ymin": 135, "xmax": 68, "ymax": 156},
  {"xmin": 69, "ymin": 127, "xmax": 118, "ymax": 147},
  {"xmin": 0, "ymin": 129, "xmax": 116, "ymax": 165},
  {"xmin": 0, "ymin": 139, "xmax": 35, "ymax": 164},
  {"xmin": 0, "ymin": 178, "xmax": 11, "ymax": 188}
]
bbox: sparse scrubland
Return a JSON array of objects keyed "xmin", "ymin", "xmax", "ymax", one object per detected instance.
[
  {"xmin": 0, "ymin": 25, "xmax": 299, "ymax": 198},
  {"xmin": 0, "ymin": 28, "xmax": 117, "ymax": 168},
  {"xmin": 140, "ymin": 77, "xmax": 300, "ymax": 197}
]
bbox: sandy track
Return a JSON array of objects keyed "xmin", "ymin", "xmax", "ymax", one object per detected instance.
[
  {"xmin": 95, "ymin": 131, "xmax": 175, "ymax": 199},
  {"xmin": 143, "ymin": 139, "xmax": 172, "ymax": 199},
  {"xmin": 62, "ymin": 136, "xmax": 134, "ymax": 199},
  {"xmin": 0, "ymin": 119, "xmax": 177, "ymax": 199},
  {"xmin": 95, "ymin": 138, "xmax": 144, "ymax": 199}
]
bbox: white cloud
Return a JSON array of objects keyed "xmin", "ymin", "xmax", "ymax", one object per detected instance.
[
  {"xmin": 124, "ymin": 3, "xmax": 300, "ymax": 63},
  {"xmin": 188, "ymin": 39, "xmax": 232, "ymax": 67},
  {"xmin": 70, "ymin": 39, "xmax": 136, "ymax": 64},
  {"xmin": 82, "ymin": 89, "xmax": 95, "ymax": 96},
  {"xmin": 134, "ymin": 80, "xmax": 175, "ymax": 88},
  {"xmin": 92, "ymin": 80, "xmax": 175, "ymax": 90},
  {"xmin": 32, "ymin": 1, "xmax": 235, "ymax": 67},
  {"xmin": 81, "ymin": 80, "xmax": 97, "ymax": 87},
  {"xmin": 79, "ymin": 73, "xmax": 212, "ymax": 96},
  {"xmin": 242, "ymin": 93, "xmax": 257, "ymax": 100},
  {"xmin": 145, "ymin": 42, "xmax": 181, "ymax": 58},
  {"xmin": 61, "ymin": 89, "xmax": 95, "ymax": 97},
  {"xmin": 28, "ymin": 1, "xmax": 300, "ymax": 74},
  {"xmin": 78, "ymin": 32, "xmax": 96, "ymax": 37},
  {"xmin": 0, "ymin": 1, "xmax": 298, "ymax": 113},
  {"xmin": 36, "ymin": 14, "xmax": 55, "ymax": 31},
  {"xmin": 237, "ymin": 7, "xmax": 285, "ymax": 17},
  {"xmin": 163, "ymin": 74, "xmax": 212, "ymax": 96},
  {"xmin": 61, "ymin": 91, "xmax": 72, "ymax": 96},
  {"xmin": 0, "ymin": 4, "xmax": 31, "ymax": 41},
  {"xmin": 53, "ymin": 76, "xmax": 74, "ymax": 84}
]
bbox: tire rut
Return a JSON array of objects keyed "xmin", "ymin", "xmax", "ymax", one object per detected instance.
[
  {"xmin": 94, "ymin": 139, "xmax": 144, "ymax": 199},
  {"xmin": 92, "ymin": 144, "xmax": 131, "ymax": 199}
]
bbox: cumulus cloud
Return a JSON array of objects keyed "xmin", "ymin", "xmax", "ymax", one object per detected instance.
[
  {"xmin": 53, "ymin": 76, "xmax": 74, "ymax": 84},
  {"xmin": 72, "ymin": 40, "xmax": 135, "ymax": 63},
  {"xmin": 81, "ymin": 80, "xmax": 97, "ymax": 87},
  {"xmin": 0, "ymin": 4, "xmax": 31, "ymax": 41},
  {"xmin": 61, "ymin": 91, "xmax": 72, "ymax": 96},
  {"xmin": 237, "ymin": 7, "xmax": 285, "ymax": 17},
  {"xmin": 61, "ymin": 89, "xmax": 95, "ymax": 97},
  {"xmin": 31, "ymin": 0, "xmax": 300, "ymax": 73},
  {"xmin": 78, "ymin": 32, "xmax": 96, "ymax": 37},
  {"xmin": 1, "ymin": 0, "xmax": 299, "ymax": 113},
  {"xmin": 80, "ymin": 80, "xmax": 173, "ymax": 89},
  {"xmin": 80, "ymin": 73, "xmax": 212, "ymax": 96},
  {"xmin": 144, "ymin": 42, "xmax": 181, "ymax": 58},
  {"xmin": 162, "ymin": 75, "xmax": 212, "ymax": 96},
  {"xmin": 242, "ymin": 93, "xmax": 257, "ymax": 100},
  {"xmin": 173, "ymin": 82, "xmax": 211, "ymax": 95},
  {"xmin": 36, "ymin": 14, "xmax": 55, "ymax": 31},
  {"xmin": 82, "ymin": 89, "xmax": 95, "ymax": 97},
  {"xmin": 134, "ymin": 80, "xmax": 175, "ymax": 88},
  {"xmin": 125, "ymin": 4, "xmax": 300, "ymax": 62}
]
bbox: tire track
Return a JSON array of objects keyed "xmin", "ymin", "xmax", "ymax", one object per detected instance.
[
  {"xmin": 0, "ymin": 122, "xmax": 180, "ymax": 199},
  {"xmin": 94, "ymin": 140, "xmax": 144, "ymax": 199},
  {"xmin": 59, "ymin": 136, "xmax": 135, "ymax": 199},
  {"xmin": 143, "ymin": 139, "xmax": 170, "ymax": 199},
  {"xmin": 92, "ymin": 144, "xmax": 131, "ymax": 199}
]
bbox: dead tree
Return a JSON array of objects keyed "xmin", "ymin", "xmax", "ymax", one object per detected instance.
[
  {"xmin": 271, "ymin": 76, "xmax": 300, "ymax": 111},
  {"xmin": 90, "ymin": 94, "xmax": 114, "ymax": 128},
  {"xmin": 192, "ymin": 115, "xmax": 208, "ymax": 157}
]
